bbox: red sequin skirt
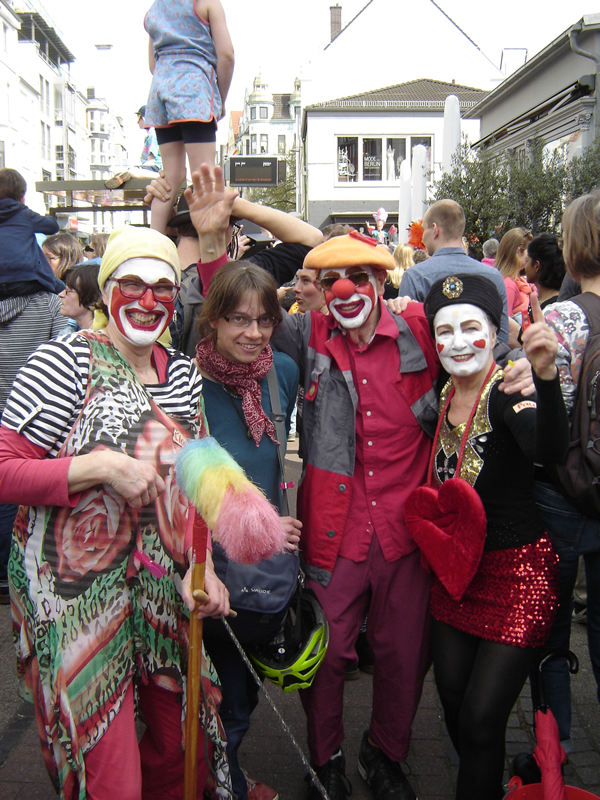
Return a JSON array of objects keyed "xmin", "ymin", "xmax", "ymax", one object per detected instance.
[{"xmin": 430, "ymin": 535, "xmax": 559, "ymax": 647}]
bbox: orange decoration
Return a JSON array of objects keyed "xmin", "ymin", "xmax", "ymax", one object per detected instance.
[{"xmin": 408, "ymin": 219, "xmax": 426, "ymax": 250}]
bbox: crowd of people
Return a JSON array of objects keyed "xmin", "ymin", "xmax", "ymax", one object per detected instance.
[{"xmin": 1, "ymin": 2, "xmax": 599, "ymax": 799}]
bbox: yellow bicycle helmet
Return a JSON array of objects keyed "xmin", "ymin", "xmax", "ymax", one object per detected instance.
[{"xmin": 249, "ymin": 588, "xmax": 329, "ymax": 692}]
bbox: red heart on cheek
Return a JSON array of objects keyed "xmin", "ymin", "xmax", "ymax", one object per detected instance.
[
  {"xmin": 473, "ymin": 339, "xmax": 486, "ymax": 349},
  {"xmin": 404, "ymin": 478, "xmax": 487, "ymax": 601},
  {"xmin": 437, "ymin": 343, "xmax": 444, "ymax": 354}
]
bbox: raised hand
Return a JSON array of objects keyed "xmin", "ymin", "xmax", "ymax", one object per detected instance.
[
  {"xmin": 522, "ymin": 292, "xmax": 558, "ymax": 380},
  {"xmin": 185, "ymin": 164, "xmax": 238, "ymax": 239}
]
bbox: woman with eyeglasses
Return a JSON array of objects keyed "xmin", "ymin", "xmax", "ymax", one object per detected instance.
[
  {"xmin": 0, "ymin": 226, "xmax": 233, "ymax": 799},
  {"xmin": 196, "ymin": 260, "xmax": 300, "ymax": 800},
  {"xmin": 59, "ymin": 261, "xmax": 103, "ymax": 332}
]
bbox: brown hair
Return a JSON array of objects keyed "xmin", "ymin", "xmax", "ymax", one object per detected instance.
[
  {"xmin": 495, "ymin": 227, "xmax": 532, "ymax": 279},
  {"xmin": 424, "ymin": 199, "xmax": 465, "ymax": 240},
  {"xmin": 64, "ymin": 262, "xmax": 103, "ymax": 310},
  {"xmin": 0, "ymin": 168, "xmax": 26, "ymax": 200},
  {"xmin": 43, "ymin": 232, "xmax": 85, "ymax": 279},
  {"xmin": 88, "ymin": 233, "xmax": 110, "ymax": 258},
  {"xmin": 562, "ymin": 192, "xmax": 600, "ymax": 280},
  {"xmin": 198, "ymin": 261, "xmax": 282, "ymax": 339}
]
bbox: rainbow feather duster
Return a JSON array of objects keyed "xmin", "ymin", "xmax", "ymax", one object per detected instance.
[{"xmin": 176, "ymin": 437, "xmax": 285, "ymax": 564}]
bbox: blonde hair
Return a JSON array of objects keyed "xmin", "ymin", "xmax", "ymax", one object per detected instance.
[
  {"xmin": 496, "ymin": 227, "xmax": 532, "ymax": 279},
  {"xmin": 388, "ymin": 244, "xmax": 415, "ymax": 288},
  {"xmin": 43, "ymin": 232, "xmax": 84, "ymax": 279}
]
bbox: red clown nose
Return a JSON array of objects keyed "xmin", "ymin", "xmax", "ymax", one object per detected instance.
[{"xmin": 332, "ymin": 277, "xmax": 359, "ymax": 300}]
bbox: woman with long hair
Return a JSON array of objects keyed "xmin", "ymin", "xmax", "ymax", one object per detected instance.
[
  {"xmin": 384, "ymin": 243, "xmax": 415, "ymax": 299},
  {"xmin": 42, "ymin": 231, "xmax": 84, "ymax": 280},
  {"xmin": 529, "ymin": 191, "xmax": 600, "ymax": 761},
  {"xmin": 525, "ymin": 232, "xmax": 565, "ymax": 309},
  {"xmin": 495, "ymin": 227, "xmax": 533, "ymax": 317}
]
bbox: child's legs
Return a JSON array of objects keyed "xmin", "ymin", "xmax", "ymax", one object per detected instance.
[
  {"xmin": 151, "ymin": 125, "xmax": 186, "ymax": 233},
  {"xmin": 84, "ymin": 681, "xmax": 141, "ymax": 800},
  {"xmin": 182, "ymin": 120, "xmax": 217, "ymax": 176}
]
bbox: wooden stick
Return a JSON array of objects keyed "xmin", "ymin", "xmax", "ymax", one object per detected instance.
[{"xmin": 184, "ymin": 514, "xmax": 208, "ymax": 800}]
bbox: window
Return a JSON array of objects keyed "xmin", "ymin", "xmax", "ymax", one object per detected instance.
[
  {"xmin": 336, "ymin": 135, "xmax": 430, "ymax": 182},
  {"xmin": 410, "ymin": 136, "xmax": 432, "ymax": 174},
  {"xmin": 250, "ymin": 106, "xmax": 256, "ymax": 120},
  {"xmin": 337, "ymin": 136, "xmax": 358, "ymax": 182},
  {"xmin": 0, "ymin": 140, "xmax": 5, "ymax": 169},
  {"xmin": 278, "ymin": 135, "xmax": 286, "ymax": 154},
  {"xmin": 363, "ymin": 138, "xmax": 382, "ymax": 181},
  {"xmin": 259, "ymin": 106, "xmax": 268, "ymax": 119},
  {"xmin": 386, "ymin": 138, "xmax": 406, "ymax": 180},
  {"xmin": 260, "ymin": 134, "xmax": 268, "ymax": 154},
  {"xmin": 250, "ymin": 134, "xmax": 257, "ymax": 154}
]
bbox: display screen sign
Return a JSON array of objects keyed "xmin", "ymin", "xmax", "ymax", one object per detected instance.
[{"xmin": 229, "ymin": 157, "xmax": 279, "ymax": 186}]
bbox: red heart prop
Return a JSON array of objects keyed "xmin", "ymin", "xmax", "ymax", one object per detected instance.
[{"xmin": 404, "ymin": 478, "xmax": 487, "ymax": 601}]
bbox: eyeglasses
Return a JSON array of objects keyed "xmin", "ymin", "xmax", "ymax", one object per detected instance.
[
  {"xmin": 222, "ymin": 313, "xmax": 276, "ymax": 329},
  {"xmin": 113, "ymin": 278, "xmax": 180, "ymax": 302},
  {"xmin": 318, "ymin": 270, "xmax": 372, "ymax": 292}
]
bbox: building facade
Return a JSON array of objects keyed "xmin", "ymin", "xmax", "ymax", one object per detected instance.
[
  {"xmin": 231, "ymin": 74, "xmax": 301, "ymax": 159},
  {"xmin": 300, "ymin": 78, "xmax": 485, "ymax": 229},
  {"xmin": 0, "ymin": 0, "xmax": 128, "ymax": 230},
  {"xmin": 466, "ymin": 15, "xmax": 600, "ymax": 162}
]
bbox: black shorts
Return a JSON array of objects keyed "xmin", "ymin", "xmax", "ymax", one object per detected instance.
[{"xmin": 155, "ymin": 121, "xmax": 217, "ymax": 145}]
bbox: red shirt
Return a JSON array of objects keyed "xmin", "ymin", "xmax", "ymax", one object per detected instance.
[{"xmin": 339, "ymin": 304, "xmax": 431, "ymax": 562}]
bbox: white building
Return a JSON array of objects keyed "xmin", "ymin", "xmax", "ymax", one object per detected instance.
[
  {"xmin": 466, "ymin": 15, "xmax": 600, "ymax": 162},
  {"xmin": 0, "ymin": 0, "xmax": 128, "ymax": 230},
  {"xmin": 233, "ymin": 74, "xmax": 301, "ymax": 158},
  {"xmin": 301, "ymin": 78, "xmax": 485, "ymax": 228}
]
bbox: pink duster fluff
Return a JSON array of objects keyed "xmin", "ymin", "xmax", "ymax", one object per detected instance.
[{"xmin": 176, "ymin": 437, "xmax": 285, "ymax": 564}]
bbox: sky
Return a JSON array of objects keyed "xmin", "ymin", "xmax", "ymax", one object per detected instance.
[{"xmin": 39, "ymin": 0, "xmax": 598, "ymax": 153}]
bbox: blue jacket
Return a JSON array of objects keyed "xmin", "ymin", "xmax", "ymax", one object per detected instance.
[
  {"xmin": 399, "ymin": 246, "xmax": 510, "ymax": 343},
  {"xmin": 0, "ymin": 199, "xmax": 58, "ymax": 291}
]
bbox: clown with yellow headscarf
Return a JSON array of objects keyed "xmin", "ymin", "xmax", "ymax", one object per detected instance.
[{"xmin": 0, "ymin": 226, "xmax": 285, "ymax": 800}]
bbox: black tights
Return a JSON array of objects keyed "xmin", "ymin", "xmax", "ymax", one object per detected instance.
[{"xmin": 432, "ymin": 620, "xmax": 536, "ymax": 800}]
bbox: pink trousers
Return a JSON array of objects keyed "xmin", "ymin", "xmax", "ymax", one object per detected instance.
[
  {"xmin": 84, "ymin": 681, "xmax": 212, "ymax": 799},
  {"xmin": 301, "ymin": 539, "xmax": 432, "ymax": 765}
]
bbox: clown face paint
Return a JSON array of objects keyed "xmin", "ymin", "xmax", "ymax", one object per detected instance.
[
  {"xmin": 433, "ymin": 303, "xmax": 495, "ymax": 377},
  {"xmin": 106, "ymin": 258, "xmax": 177, "ymax": 346},
  {"xmin": 322, "ymin": 266, "xmax": 379, "ymax": 330}
]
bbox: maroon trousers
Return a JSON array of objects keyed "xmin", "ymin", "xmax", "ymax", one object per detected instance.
[
  {"xmin": 84, "ymin": 681, "xmax": 212, "ymax": 799},
  {"xmin": 301, "ymin": 539, "xmax": 431, "ymax": 765}
]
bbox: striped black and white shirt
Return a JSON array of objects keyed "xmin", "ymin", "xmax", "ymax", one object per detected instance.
[
  {"xmin": 2, "ymin": 331, "xmax": 203, "ymax": 456},
  {"xmin": 0, "ymin": 293, "xmax": 68, "ymax": 412}
]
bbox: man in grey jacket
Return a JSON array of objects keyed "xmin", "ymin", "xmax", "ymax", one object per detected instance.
[{"xmin": 399, "ymin": 199, "xmax": 510, "ymax": 343}]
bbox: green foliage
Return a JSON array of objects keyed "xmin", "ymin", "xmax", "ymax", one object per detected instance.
[
  {"xmin": 433, "ymin": 142, "xmax": 509, "ymax": 257},
  {"xmin": 433, "ymin": 137, "xmax": 600, "ymax": 255},
  {"xmin": 504, "ymin": 139, "xmax": 566, "ymax": 235},
  {"xmin": 246, "ymin": 153, "xmax": 297, "ymax": 212},
  {"xmin": 566, "ymin": 138, "xmax": 600, "ymax": 200}
]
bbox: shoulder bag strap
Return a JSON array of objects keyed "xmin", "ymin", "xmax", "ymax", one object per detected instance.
[{"xmin": 266, "ymin": 364, "xmax": 290, "ymax": 516}]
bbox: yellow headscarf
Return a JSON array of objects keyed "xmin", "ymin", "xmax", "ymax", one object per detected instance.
[{"xmin": 94, "ymin": 225, "xmax": 181, "ymax": 335}]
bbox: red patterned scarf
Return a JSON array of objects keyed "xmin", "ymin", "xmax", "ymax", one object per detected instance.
[{"xmin": 195, "ymin": 336, "xmax": 278, "ymax": 447}]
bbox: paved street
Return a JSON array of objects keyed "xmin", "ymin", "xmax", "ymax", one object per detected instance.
[{"xmin": 0, "ymin": 441, "xmax": 599, "ymax": 798}]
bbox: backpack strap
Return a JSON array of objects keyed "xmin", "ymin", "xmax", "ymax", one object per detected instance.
[
  {"xmin": 266, "ymin": 364, "xmax": 290, "ymax": 517},
  {"xmin": 570, "ymin": 292, "xmax": 600, "ymax": 338}
]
